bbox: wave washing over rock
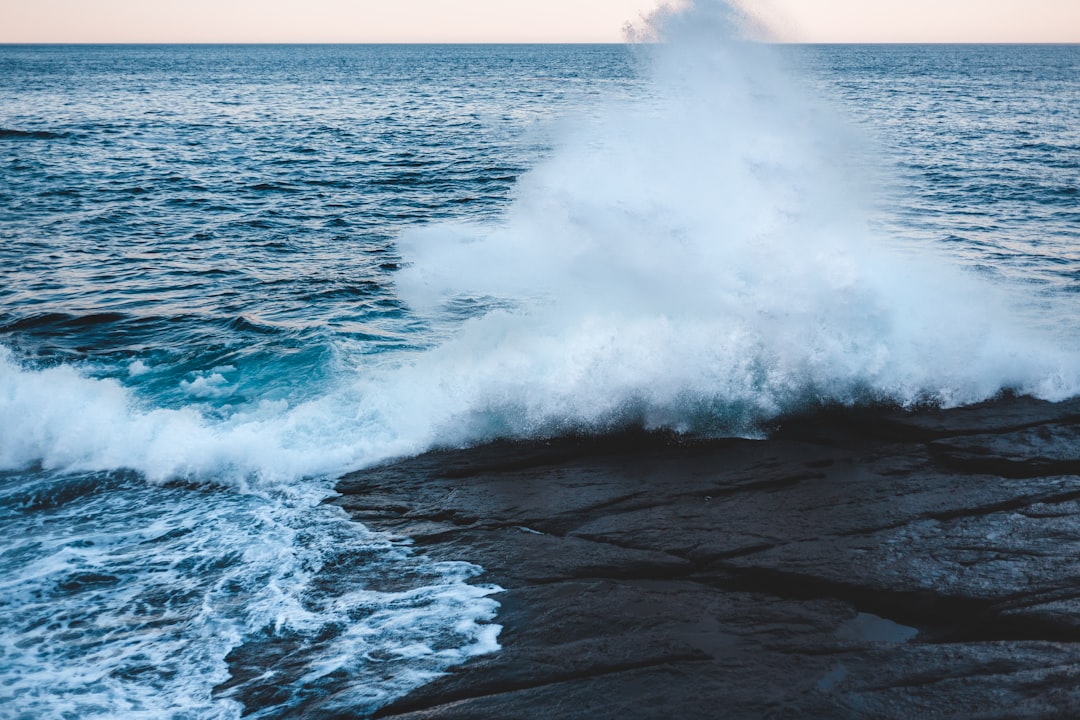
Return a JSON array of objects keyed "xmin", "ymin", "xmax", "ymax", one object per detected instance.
[{"xmin": 393, "ymin": 2, "xmax": 1078, "ymax": 444}]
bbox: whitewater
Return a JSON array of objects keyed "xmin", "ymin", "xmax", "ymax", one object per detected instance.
[{"xmin": 1, "ymin": 2, "xmax": 1078, "ymax": 716}]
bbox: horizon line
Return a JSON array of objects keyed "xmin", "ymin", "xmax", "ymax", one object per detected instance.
[{"xmin": 2, "ymin": 40, "xmax": 1079, "ymax": 46}]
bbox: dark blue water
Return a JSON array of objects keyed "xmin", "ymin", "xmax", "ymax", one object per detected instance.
[
  {"xmin": 800, "ymin": 44, "xmax": 1080, "ymax": 290},
  {"xmin": 1, "ymin": 35, "xmax": 1078, "ymax": 718}
]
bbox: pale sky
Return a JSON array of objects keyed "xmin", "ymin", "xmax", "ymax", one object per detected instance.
[{"xmin": 2, "ymin": 0, "xmax": 1078, "ymax": 43}]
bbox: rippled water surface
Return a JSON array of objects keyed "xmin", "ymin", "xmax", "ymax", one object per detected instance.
[
  {"xmin": 803, "ymin": 44, "xmax": 1080, "ymax": 290},
  {"xmin": 1, "ymin": 45, "xmax": 639, "ymax": 397}
]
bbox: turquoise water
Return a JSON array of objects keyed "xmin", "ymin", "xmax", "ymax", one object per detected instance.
[{"xmin": 1, "ymin": 33, "xmax": 1078, "ymax": 718}]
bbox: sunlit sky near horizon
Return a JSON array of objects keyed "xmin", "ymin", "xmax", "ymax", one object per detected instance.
[{"xmin": 2, "ymin": 0, "xmax": 1079, "ymax": 43}]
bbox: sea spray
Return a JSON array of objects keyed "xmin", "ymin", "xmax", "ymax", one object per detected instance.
[{"xmin": 390, "ymin": 0, "xmax": 1079, "ymax": 440}]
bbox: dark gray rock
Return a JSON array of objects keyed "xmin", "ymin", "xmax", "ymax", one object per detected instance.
[
  {"xmin": 326, "ymin": 397, "xmax": 1080, "ymax": 719},
  {"xmin": 931, "ymin": 424, "xmax": 1080, "ymax": 477}
]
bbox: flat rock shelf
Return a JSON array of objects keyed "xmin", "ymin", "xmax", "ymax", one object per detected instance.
[{"xmin": 331, "ymin": 395, "xmax": 1080, "ymax": 719}]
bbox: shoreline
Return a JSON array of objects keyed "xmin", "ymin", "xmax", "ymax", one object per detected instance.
[{"xmin": 332, "ymin": 395, "xmax": 1080, "ymax": 718}]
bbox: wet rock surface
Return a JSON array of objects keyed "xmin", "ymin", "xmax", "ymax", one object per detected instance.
[{"xmin": 333, "ymin": 395, "xmax": 1080, "ymax": 719}]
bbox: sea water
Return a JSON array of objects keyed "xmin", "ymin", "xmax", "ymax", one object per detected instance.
[{"xmin": 2, "ymin": 8, "xmax": 1079, "ymax": 718}]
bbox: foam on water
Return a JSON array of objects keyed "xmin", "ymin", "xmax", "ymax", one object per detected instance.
[
  {"xmin": 0, "ymin": 349, "xmax": 502, "ymax": 714},
  {"xmin": 0, "ymin": 347, "xmax": 382, "ymax": 485},
  {"xmin": 0, "ymin": 461, "xmax": 501, "ymax": 718}
]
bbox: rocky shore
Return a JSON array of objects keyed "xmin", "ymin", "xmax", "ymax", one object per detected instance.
[{"xmin": 332, "ymin": 395, "xmax": 1080, "ymax": 719}]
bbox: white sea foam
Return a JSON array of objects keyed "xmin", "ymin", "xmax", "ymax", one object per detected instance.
[
  {"xmin": 0, "ymin": 470, "xmax": 501, "ymax": 718},
  {"xmin": 0, "ymin": 345, "xmax": 433, "ymax": 485}
]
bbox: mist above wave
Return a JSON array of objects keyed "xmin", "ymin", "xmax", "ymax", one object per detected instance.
[{"xmin": 392, "ymin": 0, "xmax": 1078, "ymax": 438}]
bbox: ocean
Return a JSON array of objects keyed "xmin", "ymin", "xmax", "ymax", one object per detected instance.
[{"xmin": 1, "ymin": 25, "xmax": 1079, "ymax": 720}]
